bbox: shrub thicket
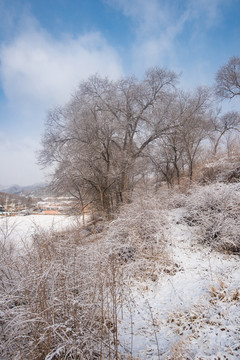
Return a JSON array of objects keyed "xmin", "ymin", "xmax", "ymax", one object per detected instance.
[
  {"xmin": 183, "ymin": 183, "xmax": 240, "ymax": 253},
  {"xmin": 0, "ymin": 192, "xmax": 170, "ymax": 359}
]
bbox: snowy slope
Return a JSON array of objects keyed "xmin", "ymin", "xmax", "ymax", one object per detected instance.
[{"xmin": 118, "ymin": 208, "xmax": 240, "ymax": 359}]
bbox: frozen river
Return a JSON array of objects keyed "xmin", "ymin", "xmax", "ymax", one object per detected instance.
[{"xmin": 0, "ymin": 214, "xmax": 78, "ymax": 249}]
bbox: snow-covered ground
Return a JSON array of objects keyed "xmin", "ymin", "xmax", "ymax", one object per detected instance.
[
  {"xmin": 119, "ymin": 208, "xmax": 240, "ymax": 359},
  {"xmin": 0, "ymin": 214, "xmax": 78, "ymax": 250},
  {"xmin": 1, "ymin": 205, "xmax": 239, "ymax": 359}
]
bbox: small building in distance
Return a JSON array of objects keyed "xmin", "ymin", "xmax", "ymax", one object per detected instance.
[
  {"xmin": 37, "ymin": 196, "xmax": 76, "ymax": 215},
  {"xmin": 41, "ymin": 210, "xmax": 60, "ymax": 215}
]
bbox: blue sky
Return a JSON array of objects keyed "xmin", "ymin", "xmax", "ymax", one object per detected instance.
[{"xmin": 0, "ymin": 0, "xmax": 239, "ymax": 186}]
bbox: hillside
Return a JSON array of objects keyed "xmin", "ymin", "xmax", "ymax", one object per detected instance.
[
  {"xmin": 118, "ymin": 203, "xmax": 240, "ymax": 358},
  {"xmin": 0, "ymin": 182, "xmax": 48, "ymax": 196},
  {"xmin": 0, "ymin": 167, "xmax": 239, "ymax": 359}
]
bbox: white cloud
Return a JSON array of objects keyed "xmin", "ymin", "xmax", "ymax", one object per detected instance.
[
  {"xmin": 0, "ymin": 133, "xmax": 45, "ymax": 186},
  {"xmin": 106, "ymin": 0, "xmax": 188, "ymax": 71},
  {"xmin": 0, "ymin": 26, "xmax": 123, "ymax": 110},
  {"xmin": 188, "ymin": 0, "xmax": 226, "ymax": 26},
  {"xmin": 0, "ymin": 18, "xmax": 123, "ymax": 186},
  {"xmin": 108, "ymin": 0, "xmax": 227, "ymax": 30},
  {"xmin": 106, "ymin": 0, "xmax": 230, "ymax": 74}
]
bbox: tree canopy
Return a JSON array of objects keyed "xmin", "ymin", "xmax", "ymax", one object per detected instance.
[{"xmin": 39, "ymin": 61, "xmax": 240, "ymax": 216}]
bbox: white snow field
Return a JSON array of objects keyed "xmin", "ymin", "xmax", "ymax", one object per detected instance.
[
  {"xmin": 0, "ymin": 214, "xmax": 78, "ymax": 250},
  {"xmin": 118, "ymin": 208, "xmax": 240, "ymax": 359}
]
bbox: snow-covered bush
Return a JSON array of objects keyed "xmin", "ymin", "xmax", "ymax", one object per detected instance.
[
  {"xmin": 0, "ymin": 227, "xmax": 124, "ymax": 359},
  {"xmin": 200, "ymin": 156, "xmax": 240, "ymax": 184},
  {"xmin": 184, "ymin": 183, "xmax": 240, "ymax": 252},
  {"xmin": 106, "ymin": 192, "xmax": 171, "ymax": 280},
  {"xmin": 0, "ymin": 192, "xmax": 172, "ymax": 359}
]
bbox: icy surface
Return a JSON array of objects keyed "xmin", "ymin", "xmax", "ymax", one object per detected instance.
[{"xmin": 0, "ymin": 214, "xmax": 77, "ymax": 249}]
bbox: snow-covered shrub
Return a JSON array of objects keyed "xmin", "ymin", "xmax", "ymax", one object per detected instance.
[
  {"xmin": 106, "ymin": 192, "xmax": 171, "ymax": 280},
  {"xmin": 0, "ymin": 227, "xmax": 124, "ymax": 359},
  {"xmin": 166, "ymin": 189, "xmax": 188, "ymax": 209},
  {"xmin": 200, "ymin": 156, "xmax": 240, "ymax": 184},
  {"xmin": 184, "ymin": 183, "xmax": 240, "ymax": 252},
  {"xmin": 0, "ymin": 192, "xmax": 172, "ymax": 359}
]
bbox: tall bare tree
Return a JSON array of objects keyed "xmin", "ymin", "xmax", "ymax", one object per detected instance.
[
  {"xmin": 39, "ymin": 68, "xmax": 178, "ymax": 215},
  {"xmin": 210, "ymin": 111, "xmax": 240, "ymax": 155},
  {"xmin": 148, "ymin": 87, "xmax": 213, "ymax": 185},
  {"xmin": 215, "ymin": 56, "xmax": 240, "ymax": 100},
  {"xmin": 178, "ymin": 87, "xmax": 213, "ymax": 181}
]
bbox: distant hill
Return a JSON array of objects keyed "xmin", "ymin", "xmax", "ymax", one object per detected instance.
[{"xmin": 1, "ymin": 183, "xmax": 48, "ymax": 197}]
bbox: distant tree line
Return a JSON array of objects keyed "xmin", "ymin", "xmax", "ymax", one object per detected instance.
[
  {"xmin": 0, "ymin": 192, "xmax": 34, "ymax": 210},
  {"xmin": 39, "ymin": 58, "xmax": 240, "ymax": 216}
]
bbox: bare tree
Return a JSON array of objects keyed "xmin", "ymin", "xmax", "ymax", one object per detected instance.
[
  {"xmin": 39, "ymin": 68, "xmax": 178, "ymax": 215},
  {"xmin": 210, "ymin": 111, "xmax": 240, "ymax": 155},
  {"xmin": 215, "ymin": 56, "xmax": 240, "ymax": 100},
  {"xmin": 148, "ymin": 132, "xmax": 184, "ymax": 188},
  {"xmin": 148, "ymin": 87, "xmax": 213, "ymax": 184},
  {"xmin": 177, "ymin": 87, "xmax": 213, "ymax": 181},
  {"xmin": 225, "ymin": 132, "xmax": 240, "ymax": 159}
]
